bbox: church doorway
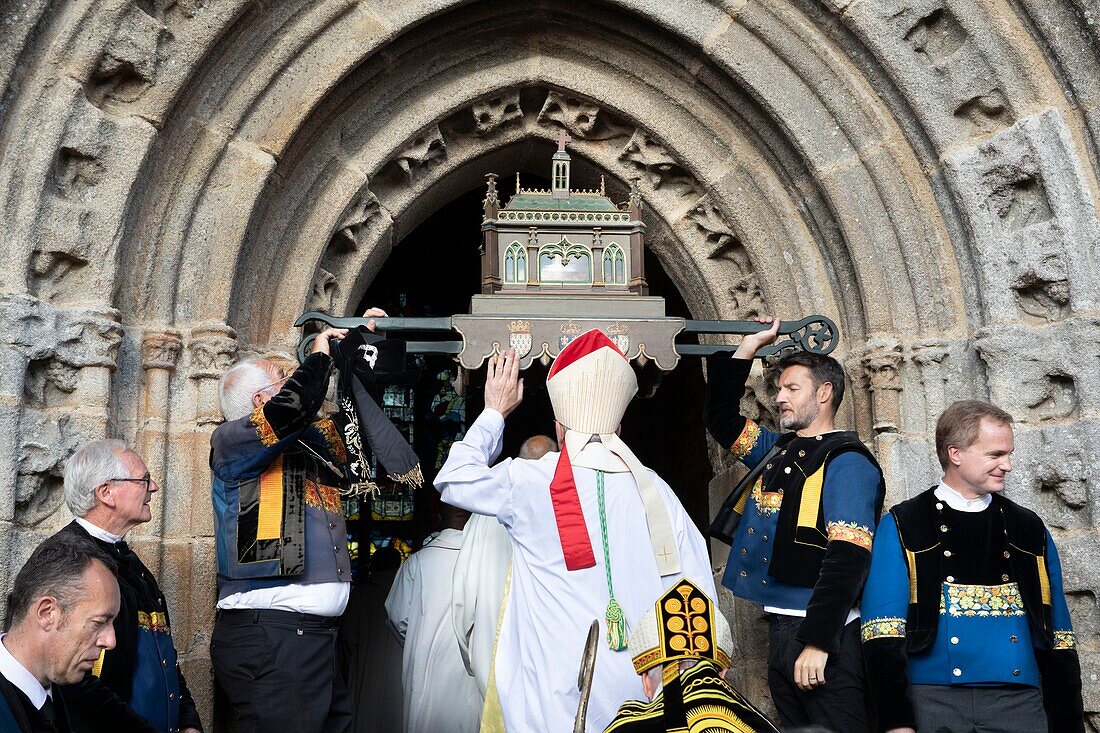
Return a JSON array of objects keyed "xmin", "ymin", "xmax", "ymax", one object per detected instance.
[{"xmin": 354, "ymin": 176, "xmax": 711, "ymax": 562}]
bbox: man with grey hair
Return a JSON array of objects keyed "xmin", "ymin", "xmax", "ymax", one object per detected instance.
[
  {"xmin": 209, "ymin": 308, "xmax": 385, "ymax": 733},
  {"xmin": 50, "ymin": 438, "xmax": 202, "ymax": 733}
]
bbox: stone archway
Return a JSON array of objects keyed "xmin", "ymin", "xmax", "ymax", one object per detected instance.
[{"xmin": 2, "ymin": 0, "xmax": 1099, "ymax": 722}]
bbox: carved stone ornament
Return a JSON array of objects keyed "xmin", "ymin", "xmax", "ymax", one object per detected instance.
[
  {"xmin": 538, "ymin": 91, "xmax": 600, "ymax": 138},
  {"xmin": 141, "ymin": 328, "xmax": 183, "ymax": 370},
  {"xmin": 394, "ymin": 125, "xmax": 447, "ymax": 183},
  {"xmin": 861, "ymin": 339, "xmax": 904, "ymax": 392},
  {"xmin": 472, "ymin": 92, "xmax": 523, "ymax": 136},
  {"xmin": 188, "ymin": 322, "xmax": 238, "ymax": 380}
]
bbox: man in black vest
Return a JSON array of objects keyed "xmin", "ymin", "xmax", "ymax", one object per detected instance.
[
  {"xmin": 861, "ymin": 400, "xmax": 1083, "ymax": 732},
  {"xmin": 0, "ymin": 533, "xmax": 119, "ymax": 733},
  {"xmin": 210, "ymin": 307, "xmax": 418, "ymax": 733},
  {"xmin": 53, "ymin": 439, "xmax": 202, "ymax": 733},
  {"xmin": 704, "ymin": 317, "xmax": 885, "ymax": 732}
]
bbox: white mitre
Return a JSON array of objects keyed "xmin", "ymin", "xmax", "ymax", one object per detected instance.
[{"xmin": 545, "ymin": 329, "xmax": 680, "ymax": 576}]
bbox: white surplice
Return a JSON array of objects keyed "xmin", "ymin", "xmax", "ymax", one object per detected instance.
[
  {"xmin": 435, "ymin": 409, "xmax": 717, "ymax": 733},
  {"xmin": 385, "ymin": 528, "xmax": 482, "ymax": 733},
  {"xmin": 452, "ymin": 512, "xmax": 512, "ymax": 698}
]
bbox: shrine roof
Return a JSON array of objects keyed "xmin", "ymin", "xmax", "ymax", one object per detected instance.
[{"xmin": 502, "ymin": 191, "xmax": 620, "ymax": 212}]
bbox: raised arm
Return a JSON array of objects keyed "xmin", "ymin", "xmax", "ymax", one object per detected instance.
[
  {"xmin": 704, "ymin": 318, "xmax": 784, "ymax": 468},
  {"xmin": 435, "ymin": 350, "xmax": 524, "ymax": 521}
]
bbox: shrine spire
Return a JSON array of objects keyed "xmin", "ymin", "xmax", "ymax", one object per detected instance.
[{"xmin": 551, "ymin": 129, "xmax": 571, "ymax": 199}]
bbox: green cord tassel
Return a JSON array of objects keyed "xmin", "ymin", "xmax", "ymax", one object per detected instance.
[{"xmin": 605, "ymin": 597, "xmax": 628, "ymax": 651}]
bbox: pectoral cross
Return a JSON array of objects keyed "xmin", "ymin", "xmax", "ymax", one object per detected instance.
[{"xmin": 554, "ymin": 129, "xmax": 572, "ymax": 152}]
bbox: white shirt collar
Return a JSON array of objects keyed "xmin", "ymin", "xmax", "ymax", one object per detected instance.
[
  {"xmin": 75, "ymin": 517, "xmax": 125, "ymax": 544},
  {"xmin": 935, "ymin": 482, "xmax": 992, "ymax": 513},
  {"xmin": 0, "ymin": 635, "xmax": 51, "ymax": 709}
]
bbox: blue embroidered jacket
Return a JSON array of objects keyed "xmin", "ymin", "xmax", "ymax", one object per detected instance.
[
  {"xmin": 210, "ymin": 352, "xmax": 351, "ymax": 599},
  {"xmin": 56, "ymin": 521, "xmax": 200, "ymax": 733},
  {"xmin": 861, "ymin": 488, "xmax": 1083, "ymax": 732},
  {"xmin": 705, "ymin": 355, "xmax": 883, "ymax": 654}
]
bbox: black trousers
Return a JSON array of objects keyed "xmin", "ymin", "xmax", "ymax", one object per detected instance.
[
  {"xmin": 911, "ymin": 684, "xmax": 1047, "ymax": 733},
  {"xmin": 211, "ymin": 609, "xmax": 352, "ymax": 733},
  {"xmin": 767, "ymin": 614, "xmax": 870, "ymax": 733}
]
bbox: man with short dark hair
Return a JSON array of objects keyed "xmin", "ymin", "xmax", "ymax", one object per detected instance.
[
  {"xmin": 861, "ymin": 400, "xmax": 1084, "ymax": 733},
  {"xmin": 703, "ymin": 317, "xmax": 884, "ymax": 732},
  {"xmin": 52, "ymin": 439, "xmax": 201, "ymax": 733},
  {"xmin": 0, "ymin": 533, "xmax": 120, "ymax": 733}
]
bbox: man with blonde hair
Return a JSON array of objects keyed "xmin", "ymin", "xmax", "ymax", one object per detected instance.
[
  {"xmin": 51, "ymin": 439, "xmax": 202, "ymax": 733},
  {"xmin": 435, "ymin": 332, "xmax": 716, "ymax": 732},
  {"xmin": 862, "ymin": 400, "xmax": 1083, "ymax": 732}
]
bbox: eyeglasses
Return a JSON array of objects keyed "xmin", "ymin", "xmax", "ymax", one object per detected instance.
[
  {"xmin": 253, "ymin": 375, "xmax": 290, "ymax": 397},
  {"xmin": 108, "ymin": 476, "xmax": 154, "ymax": 491}
]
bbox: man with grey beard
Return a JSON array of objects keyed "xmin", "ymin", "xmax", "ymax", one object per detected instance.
[{"xmin": 703, "ymin": 317, "xmax": 885, "ymax": 733}]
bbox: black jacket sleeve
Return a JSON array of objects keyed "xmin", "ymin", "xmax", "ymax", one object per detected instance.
[
  {"xmin": 176, "ymin": 663, "xmax": 202, "ymax": 731},
  {"xmin": 703, "ymin": 355, "xmax": 754, "ymax": 449},
  {"xmin": 796, "ymin": 540, "xmax": 871, "ymax": 655},
  {"xmin": 1040, "ymin": 648, "xmax": 1085, "ymax": 733},
  {"xmin": 262, "ymin": 352, "xmax": 334, "ymax": 439},
  {"xmin": 863, "ymin": 636, "xmax": 916, "ymax": 731},
  {"xmin": 60, "ymin": 678, "xmax": 158, "ymax": 733}
]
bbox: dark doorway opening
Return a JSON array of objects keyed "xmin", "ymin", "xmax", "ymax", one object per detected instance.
[{"xmin": 355, "ymin": 179, "xmax": 711, "ymax": 550}]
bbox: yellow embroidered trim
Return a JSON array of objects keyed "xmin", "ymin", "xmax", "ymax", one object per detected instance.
[
  {"xmin": 729, "ymin": 421, "xmax": 761, "ymax": 459},
  {"xmin": 861, "ymin": 617, "xmax": 906, "ymax": 641},
  {"xmin": 733, "ymin": 477, "xmax": 756, "ymax": 514},
  {"xmin": 827, "ymin": 520, "xmax": 873, "ymax": 551},
  {"xmin": 797, "ymin": 464, "xmax": 823, "ymax": 530},
  {"xmin": 91, "ymin": 649, "xmax": 105, "ymax": 677},
  {"xmin": 313, "ymin": 419, "xmax": 347, "ymax": 464},
  {"xmin": 1054, "ymin": 630, "xmax": 1076, "ymax": 649},
  {"xmin": 250, "ymin": 405, "xmax": 279, "ymax": 447},
  {"xmin": 136, "ymin": 611, "xmax": 170, "ymax": 633},
  {"xmin": 1037, "ymin": 555, "xmax": 1052, "ymax": 606},
  {"xmin": 944, "ymin": 582, "xmax": 1026, "ymax": 617},
  {"xmin": 305, "ymin": 480, "xmax": 343, "ymax": 513},
  {"xmin": 752, "ymin": 477, "xmax": 782, "ymax": 516},
  {"xmin": 256, "ymin": 455, "xmax": 285, "ymax": 541},
  {"xmin": 906, "ymin": 545, "xmax": 915, "ymax": 603}
]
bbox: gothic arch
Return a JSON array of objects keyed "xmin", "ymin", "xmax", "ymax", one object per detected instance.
[{"xmin": 3, "ymin": 0, "xmax": 1099, "ymax": 721}]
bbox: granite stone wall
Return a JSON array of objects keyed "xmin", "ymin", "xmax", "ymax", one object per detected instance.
[{"xmin": 2, "ymin": 0, "xmax": 1098, "ymax": 726}]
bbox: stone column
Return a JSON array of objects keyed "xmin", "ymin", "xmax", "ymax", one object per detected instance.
[
  {"xmin": 860, "ymin": 337, "xmax": 903, "ymax": 434},
  {"xmin": 138, "ymin": 328, "xmax": 182, "ymax": 544}
]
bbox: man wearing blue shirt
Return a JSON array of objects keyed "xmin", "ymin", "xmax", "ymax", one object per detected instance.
[
  {"xmin": 704, "ymin": 317, "xmax": 885, "ymax": 732},
  {"xmin": 861, "ymin": 400, "xmax": 1083, "ymax": 732}
]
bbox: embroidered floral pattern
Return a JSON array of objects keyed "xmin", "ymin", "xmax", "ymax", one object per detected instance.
[
  {"xmin": 137, "ymin": 611, "xmax": 171, "ymax": 634},
  {"xmin": 827, "ymin": 520, "xmax": 873, "ymax": 551},
  {"xmin": 943, "ymin": 582, "xmax": 1026, "ymax": 617},
  {"xmin": 251, "ymin": 405, "xmax": 278, "ymax": 447},
  {"xmin": 313, "ymin": 418, "xmax": 347, "ymax": 463},
  {"xmin": 1054, "ymin": 630, "xmax": 1077, "ymax": 649},
  {"xmin": 305, "ymin": 480, "xmax": 342, "ymax": 512},
  {"xmin": 860, "ymin": 617, "xmax": 906, "ymax": 642},
  {"xmin": 751, "ymin": 477, "xmax": 782, "ymax": 516},
  {"xmin": 730, "ymin": 420, "xmax": 761, "ymax": 459}
]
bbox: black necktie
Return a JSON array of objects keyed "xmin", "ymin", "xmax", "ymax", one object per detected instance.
[{"xmin": 39, "ymin": 695, "xmax": 56, "ymax": 731}]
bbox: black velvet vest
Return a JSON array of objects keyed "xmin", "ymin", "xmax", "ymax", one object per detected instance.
[
  {"xmin": 890, "ymin": 488, "xmax": 1054, "ymax": 654},
  {"xmin": 766, "ymin": 431, "xmax": 886, "ymax": 588}
]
